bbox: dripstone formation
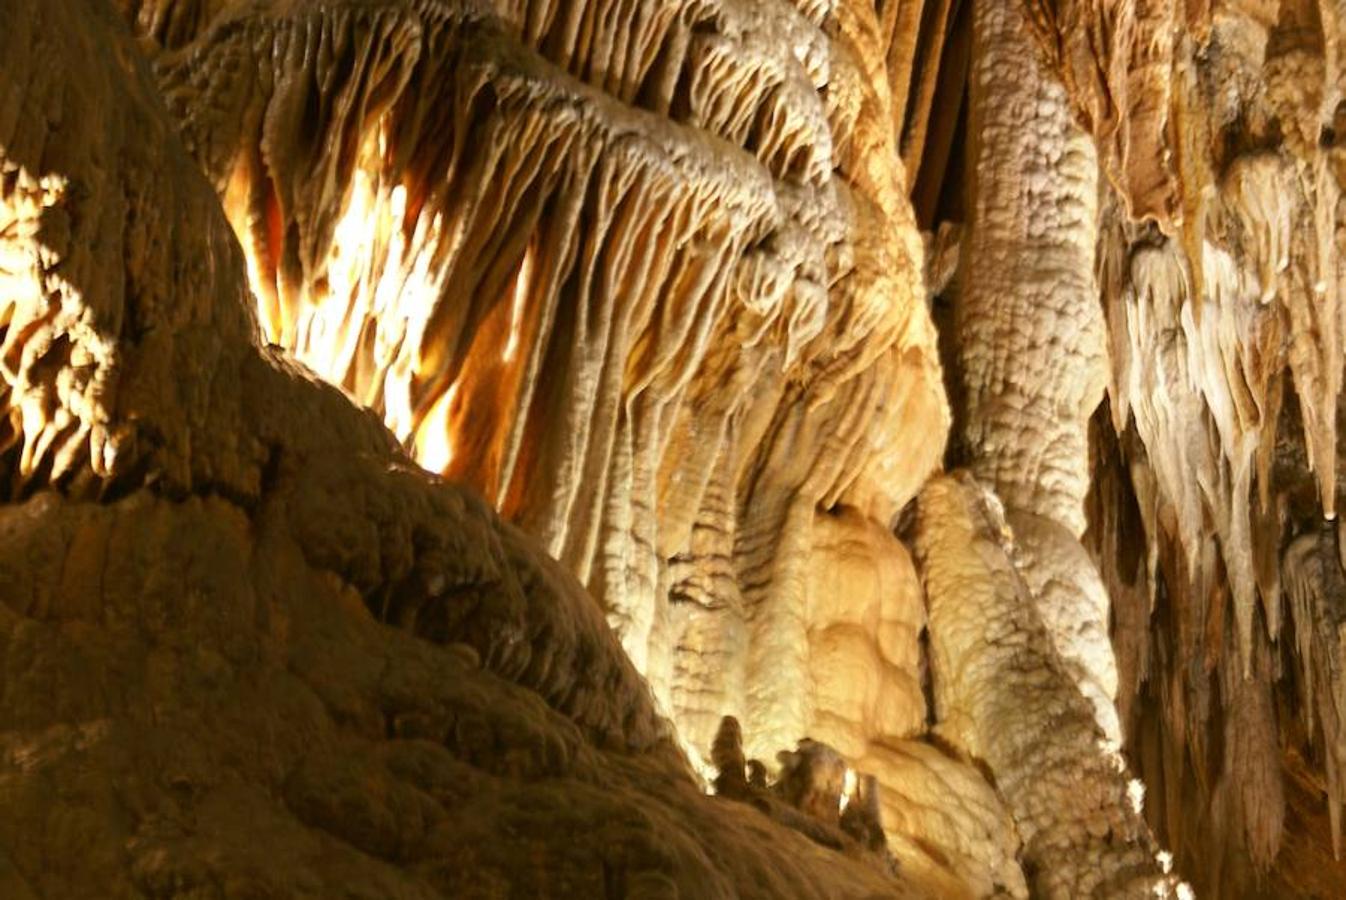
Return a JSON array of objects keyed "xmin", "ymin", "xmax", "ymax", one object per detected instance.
[{"xmin": 3, "ymin": 0, "xmax": 1346, "ymax": 896}]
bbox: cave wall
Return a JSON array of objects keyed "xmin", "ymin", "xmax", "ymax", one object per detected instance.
[
  {"xmin": 0, "ymin": 1, "xmax": 930, "ymax": 896},
  {"xmin": 125, "ymin": 0, "xmax": 950, "ymax": 776},
  {"xmin": 5, "ymin": 0, "xmax": 1346, "ymax": 896}
]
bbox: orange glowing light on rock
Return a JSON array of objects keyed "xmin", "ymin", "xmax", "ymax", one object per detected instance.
[
  {"xmin": 839, "ymin": 768, "xmax": 857, "ymax": 813},
  {"xmin": 503, "ymin": 245, "xmax": 534, "ymax": 363},
  {"xmin": 414, "ymin": 381, "xmax": 459, "ymax": 474}
]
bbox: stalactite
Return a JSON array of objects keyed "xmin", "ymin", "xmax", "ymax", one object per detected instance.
[
  {"xmin": 1079, "ymin": 0, "xmax": 1346, "ymax": 886},
  {"xmin": 133, "ymin": 0, "xmax": 953, "ymax": 796},
  {"xmin": 0, "ymin": 6, "xmax": 962, "ymax": 895},
  {"xmin": 7, "ymin": 0, "xmax": 1342, "ymax": 893}
]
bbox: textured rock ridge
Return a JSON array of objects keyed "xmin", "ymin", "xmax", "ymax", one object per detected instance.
[
  {"xmin": 125, "ymin": 0, "xmax": 950, "ymax": 777},
  {"xmin": 913, "ymin": 475, "xmax": 1177, "ymax": 897},
  {"xmin": 0, "ymin": 1, "xmax": 924, "ymax": 896},
  {"xmin": 6, "ymin": 0, "xmax": 1346, "ymax": 895},
  {"xmin": 956, "ymin": 0, "xmax": 1120, "ymax": 744}
]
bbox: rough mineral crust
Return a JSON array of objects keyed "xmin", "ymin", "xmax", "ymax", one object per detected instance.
[
  {"xmin": 7, "ymin": 0, "xmax": 1346, "ymax": 894},
  {"xmin": 955, "ymin": 0, "xmax": 1121, "ymax": 745},
  {"xmin": 913, "ymin": 474, "xmax": 1178, "ymax": 898},
  {"xmin": 116, "ymin": 0, "xmax": 951, "ymax": 778},
  {"xmin": 0, "ymin": 1, "xmax": 928, "ymax": 896}
]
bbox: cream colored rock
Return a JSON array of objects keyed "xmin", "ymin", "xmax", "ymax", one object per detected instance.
[
  {"xmin": 0, "ymin": 3, "xmax": 928, "ymax": 897},
  {"xmin": 955, "ymin": 0, "xmax": 1122, "ymax": 747},
  {"xmin": 1008, "ymin": 511, "xmax": 1121, "ymax": 744},
  {"xmin": 958, "ymin": 0, "xmax": 1107, "ymax": 538},
  {"xmin": 857, "ymin": 740, "xmax": 1029, "ymax": 900},
  {"xmin": 125, "ymin": 0, "xmax": 948, "ymax": 781},
  {"xmin": 804, "ymin": 508, "xmax": 926, "ymax": 756},
  {"xmin": 914, "ymin": 474, "xmax": 1178, "ymax": 898}
]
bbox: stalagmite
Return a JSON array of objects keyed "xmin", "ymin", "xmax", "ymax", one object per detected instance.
[
  {"xmin": 3, "ymin": 0, "xmax": 1346, "ymax": 894},
  {"xmin": 955, "ymin": 0, "xmax": 1121, "ymax": 743},
  {"xmin": 913, "ymin": 474, "xmax": 1178, "ymax": 897}
]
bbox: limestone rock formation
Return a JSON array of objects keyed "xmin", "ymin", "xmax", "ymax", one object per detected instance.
[
  {"xmin": 6, "ymin": 0, "xmax": 1346, "ymax": 895},
  {"xmin": 913, "ymin": 475, "xmax": 1173, "ymax": 897},
  {"xmin": 856, "ymin": 739, "xmax": 1029, "ymax": 899},
  {"xmin": 0, "ymin": 1, "xmax": 923, "ymax": 896},
  {"xmin": 124, "ymin": 0, "xmax": 951, "ymax": 778}
]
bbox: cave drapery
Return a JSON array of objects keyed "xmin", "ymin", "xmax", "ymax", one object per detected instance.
[{"xmin": 3, "ymin": 0, "xmax": 1346, "ymax": 896}]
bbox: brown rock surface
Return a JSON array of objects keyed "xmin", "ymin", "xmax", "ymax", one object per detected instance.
[
  {"xmin": 123, "ymin": 0, "xmax": 951, "ymax": 775},
  {"xmin": 0, "ymin": 0, "xmax": 923, "ymax": 896},
  {"xmin": 7, "ymin": 0, "xmax": 1346, "ymax": 894}
]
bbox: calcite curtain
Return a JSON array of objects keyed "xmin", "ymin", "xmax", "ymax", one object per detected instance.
[{"xmin": 2, "ymin": 0, "xmax": 1346, "ymax": 896}]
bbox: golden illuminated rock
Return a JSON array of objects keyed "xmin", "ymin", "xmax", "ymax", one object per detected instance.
[
  {"xmin": 112, "ymin": 0, "xmax": 953, "ymax": 822},
  {"xmin": 0, "ymin": 1, "xmax": 924, "ymax": 896},
  {"xmin": 5, "ymin": 0, "xmax": 1346, "ymax": 895}
]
